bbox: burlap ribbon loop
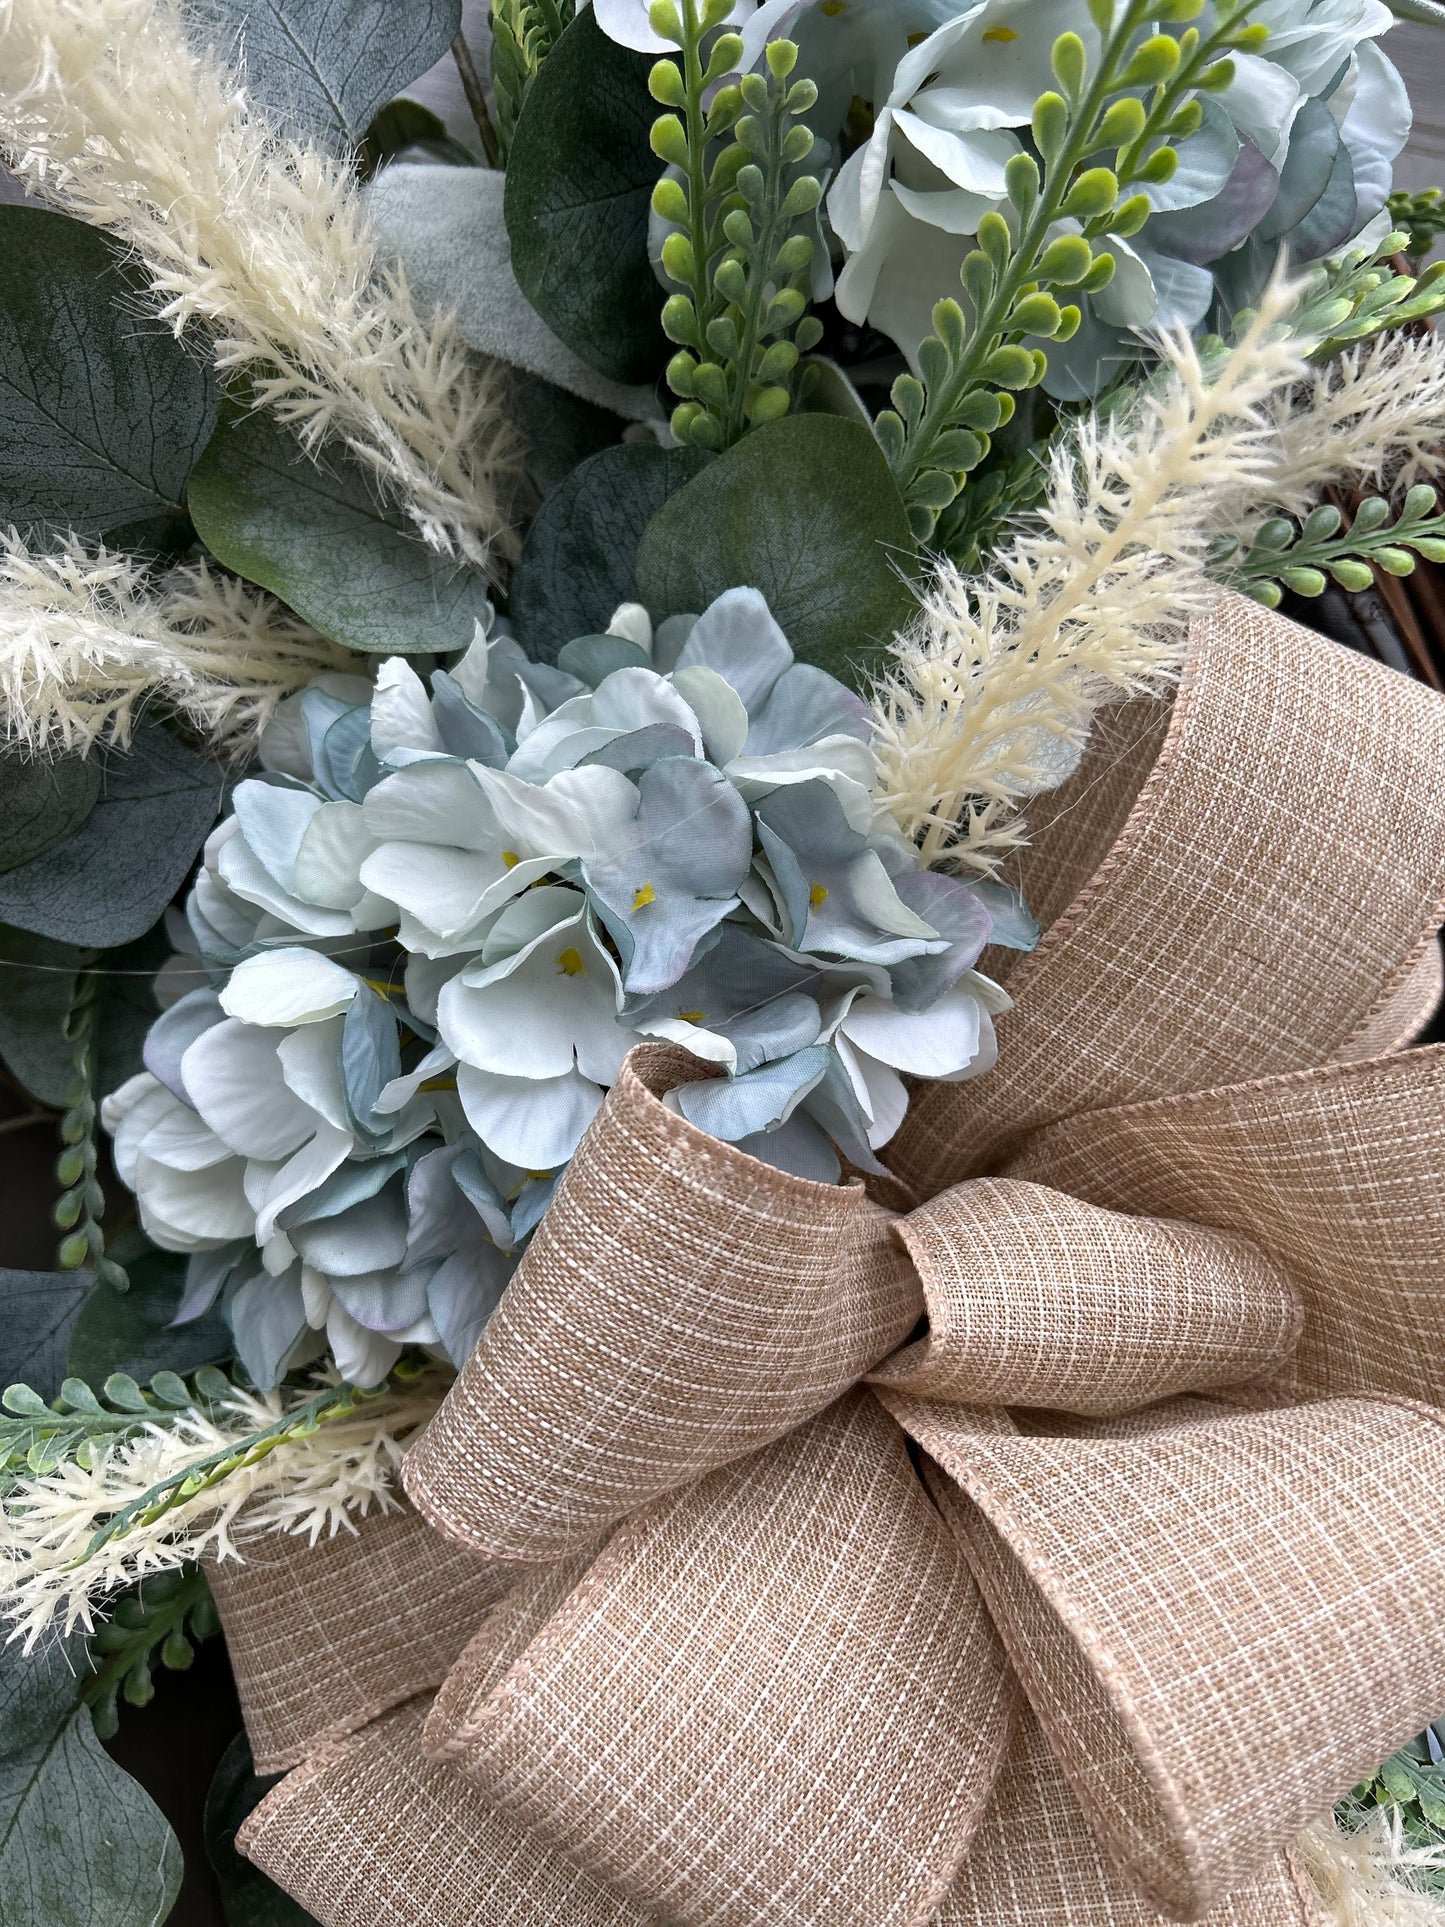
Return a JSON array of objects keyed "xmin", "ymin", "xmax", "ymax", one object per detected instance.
[
  {"xmin": 403, "ymin": 1044, "xmax": 922, "ymax": 1562},
  {"xmin": 228, "ymin": 601, "xmax": 1445, "ymax": 1927},
  {"xmin": 867, "ymin": 1177, "xmax": 1300, "ymax": 1416}
]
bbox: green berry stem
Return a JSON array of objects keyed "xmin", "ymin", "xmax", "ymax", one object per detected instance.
[
  {"xmin": 83, "ymin": 1565, "xmax": 219, "ymax": 1738},
  {"xmin": 886, "ymin": 0, "xmax": 1263, "ymax": 537},
  {"xmin": 53, "ymin": 964, "xmax": 126, "ymax": 1294},
  {"xmin": 1217, "ymin": 484, "xmax": 1445, "ymax": 606}
]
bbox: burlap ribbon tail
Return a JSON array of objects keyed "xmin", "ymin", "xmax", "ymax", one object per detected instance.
[{"xmin": 210, "ymin": 597, "xmax": 1445, "ymax": 1927}]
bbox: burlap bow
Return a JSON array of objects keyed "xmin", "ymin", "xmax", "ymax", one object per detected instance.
[{"xmin": 215, "ymin": 596, "xmax": 1445, "ymax": 1927}]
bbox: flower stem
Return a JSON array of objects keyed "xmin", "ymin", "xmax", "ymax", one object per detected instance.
[{"xmin": 452, "ymin": 30, "xmax": 502, "ymax": 166}]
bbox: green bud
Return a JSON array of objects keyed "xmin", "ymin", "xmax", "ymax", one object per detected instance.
[
  {"xmin": 1251, "ymin": 580, "xmax": 1284, "ymax": 609},
  {"xmin": 650, "ymin": 114, "xmax": 688, "ymax": 167},
  {"xmin": 706, "ymin": 84, "xmax": 743, "ymax": 131},
  {"xmin": 722, "ymin": 207, "xmax": 754, "ymax": 247},
  {"xmin": 1051, "ymin": 31, "xmax": 1087, "ymax": 97},
  {"xmin": 1005, "ymin": 151, "xmax": 1040, "ymax": 216},
  {"xmin": 652, "ymin": 176, "xmax": 689, "ymax": 227},
  {"xmin": 1086, "ymin": 0, "xmax": 1114, "ymax": 30},
  {"xmin": 1301, "ymin": 502, "xmax": 1343, "ymax": 542},
  {"xmin": 767, "ymin": 286, "xmax": 807, "ymax": 328},
  {"xmin": 1119, "ymin": 33, "xmax": 1181, "ymax": 87},
  {"xmin": 669, "ymin": 348, "xmax": 700, "ymax": 391},
  {"xmin": 662, "ymin": 292, "xmax": 700, "ymax": 346},
  {"xmin": 980, "ymin": 343, "xmax": 1037, "ymax": 388},
  {"xmin": 1061, "ymin": 166, "xmax": 1118, "ymax": 220},
  {"xmin": 739, "ymin": 73, "xmax": 768, "ymax": 112},
  {"xmin": 1197, "ymin": 56, "xmax": 1236, "ymax": 91},
  {"xmin": 748, "ymin": 384, "xmax": 791, "ymax": 423},
  {"xmin": 1403, "ymin": 483, "xmax": 1439, "ymax": 519},
  {"xmin": 795, "ymin": 315, "xmax": 824, "ymax": 353},
  {"xmin": 56, "ymin": 1144, "xmax": 85, "ymax": 1187},
  {"xmin": 59, "ymin": 1229, "xmax": 91, "ymax": 1269},
  {"xmin": 1137, "ymin": 145, "xmax": 1178, "ymax": 186},
  {"xmin": 1112, "ymin": 191, "xmax": 1152, "ymax": 236},
  {"xmin": 161, "ymin": 1630, "xmax": 195, "ymax": 1672},
  {"xmin": 1011, "ymin": 291, "xmax": 1063, "ymax": 335},
  {"xmin": 703, "ymin": 31, "xmax": 744, "ymax": 83},
  {"xmin": 976, "ymin": 209, "xmax": 1012, "ymax": 269},
  {"xmin": 715, "ymin": 256, "xmax": 748, "ymax": 305},
  {"xmin": 648, "ymin": 0, "xmax": 683, "ymax": 43},
  {"xmin": 774, "ymin": 232, "xmax": 814, "ymax": 274},
  {"xmin": 648, "ymin": 58, "xmax": 686, "ymax": 105},
  {"xmin": 765, "ymin": 36, "xmax": 798, "ymax": 78},
  {"xmin": 702, "ymin": 0, "xmax": 735, "ymax": 26},
  {"xmin": 780, "ymin": 175, "xmax": 823, "ymax": 218},
  {"xmin": 1252, "ymin": 517, "xmax": 1295, "ymax": 552},
  {"xmin": 1166, "ymin": 98, "xmax": 1204, "ymax": 140},
  {"xmin": 1235, "ymin": 22, "xmax": 1269, "ymax": 51},
  {"xmin": 788, "ymin": 77, "xmax": 819, "ymax": 114},
  {"xmin": 756, "ymin": 338, "xmax": 799, "ymax": 382},
  {"xmin": 1328, "ymin": 558, "xmax": 1376, "ymax": 593},
  {"xmin": 1375, "ymin": 546, "xmax": 1417, "ymax": 577},
  {"xmin": 1096, "ymin": 97, "xmax": 1147, "ymax": 149},
  {"xmin": 1054, "ymin": 302, "xmax": 1082, "ymax": 341},
  {"xmin": 1037, "ymin": 232, "xmax": 1094, "ymax": 285},
  {"xmin": 1032, "ymin": 91, "xmax": 1070, "ymax": 162},
  {"xmin": 781, "ymin": 122, "xmax": 815, "ymax": 165},
  {"xmin": 1415, "ymin": 537, "xmax": 1445, "ymax": 563},
  {"xmin": 1153, "ymin": 0, "xmax": 1203, "ymax": 17},
  {"xmin": 737, "ymin": 160, "xmax": 765, "ymax": 204},
  {"xmin": 53, "ymin": 1187, "xmax": 83, "ymax": 1230},
  {"xmin": 661, "ymin": 231, "xmax": 696, "ymax": 284},
  {"xmin": 1279, "ymin": 565, "xmax": 1328, "ymax": 596}
]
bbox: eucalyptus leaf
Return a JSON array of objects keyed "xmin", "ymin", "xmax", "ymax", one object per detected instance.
[
  {"xmin": 93, "ymin": 922, "xmax": 174, "ymax": 1101},
  {"xmin": 205, "ymin": 1732, "xmax": 317, "ymax": 1925},
  {"xmin": 0, "ymin": 752, "xmax": 101, "ymax": 874},
  {"xmin": 188, "ymin": 408, "xmax": 496, "ymax": 654},
  {"xmin": 0, "ymin": 925, "xmax": 85, "ymax": 1106},
  {"xmin": 504, "ymin": 7, "xmax": 666, "ymax": 383},
  {"xmin": 0, "ymin": 206, "xmax": 217, "ymax": 544},
  {"xmin": 0, "ymin": 1633, "xmax": 183, "ymax": 1927},
  {"xmin": 509, "ymin": 442, "xmax": 712, "ymax": 659},
  {"xmin": 364, "ymin": 163, "xmax": 661, "ymax": 420},
  {"xmin": 67, "ymin": 1248, "xmax": 232, "ymax": 1387},
  {"xmin": 0, "ymin": 1270, "xmax": 94, "ymax": 1396},
  {"xmin": 0, "ymin": 725, "xmax": 221, "ymax": 948},
  {"xmin": 187, "ymin": 0, "xmax": 462, "ymax": 150},
  {"xmin": 634, "ymin": 415, "xmax": 917, "ymax": 686}
]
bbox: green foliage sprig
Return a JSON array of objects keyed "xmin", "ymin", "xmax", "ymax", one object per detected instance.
[
  {"xmin": 1341, "ymin": 1722, "xmax": 1445, "ymax": 1889},
  {"xmin": 0, "ymin": 1366, "xmax": 234, "ymax": 1485},
  {"xmin": 52, "ymin": 965, "xmax": 127, "ymax": 1294},
  {"xmin": 880, "ymin": 0, "xmax": 1268, "ymax": 541},
  {"xmin": 84, "ymin": 1565, "xmax": 219, "ymax": 1738},
  {"xmin": 648, "ymin": 0, "xmax": 825, "ymax": 449},
  {"xmin": 1388, "ymin": 186, "xmax": 1445, "ymax": 266},
  {"xmin": 1215, "ymin": 485, "xmax": 1445, "ymax": 606},
  {"xmin": 1263, "ymin": 229, "xmax": 1445, "ymax": 359},
  {"xmin": 490, "ymin": 0, "xmax": 578, "ymax": 158}
]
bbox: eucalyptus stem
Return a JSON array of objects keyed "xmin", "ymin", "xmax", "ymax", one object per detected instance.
[
  {"xmin": 53, "ymin": 964, "xmax": 126, "ymax": 1293},
  {"xmin": 451, "ymin": 29, "xmax": 502, "ymax": 165}
]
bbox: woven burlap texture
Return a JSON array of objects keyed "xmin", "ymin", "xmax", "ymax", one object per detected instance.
[
  {"xmin": 207, "ymin": 1498, "xmax": 515, "ymax": 1772},
  {"xmin": 424, "ymin": 1391, "xmax": 1018, "ymax": 1927},
  {"xmin": 867, "ymin": 1176, "xmax": 1300, "ymax": 1415},
  {"xmin": 935, "ymin": 1708, "xmax": 1320, "ymax": 1927},
  {"xmin": 403, "ymin": 1044, "xmax": 923, "ymax": 1562},
  {"xmin": 887, "ymin": 594, "xmax": 1445, "ymax": 1194},
  {"xmin": 883, "ymin": 1391, "xmax": 1445, "ymax": 1918},
  {"xmin": 237, "ymin": 1698, "xmax": 652, "ymax": 1926}
]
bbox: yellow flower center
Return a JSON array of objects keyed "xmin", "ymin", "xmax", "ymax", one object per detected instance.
[
  {"xmin": 809, "ymin": 881, "xmax": 830, "ymax": 910},
  {"xmin": 982, "ymin": 24, "xmax": 1019, "ymax": 42},
  {"xmin": 557, "ymin": 947, "xmax": 585, "ymax": 977},
  {"xmin": 676, "ymin": 1009, "xmax": 706, "ymax": 1025},
  {"xmin": 501, "ymin": 850, "xmax": 521, "ymax": 869},
  {"xmin": 632, "ymin": 881, "xmax": 657, "ymax": 910},
  {"xmin": 820, "ymin": 0, "xmax": 847, "ymax": 15}
]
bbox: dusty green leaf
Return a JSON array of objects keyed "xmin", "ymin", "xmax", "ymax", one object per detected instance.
[
  {"xmin": 188, "ymin": 407, "xmax": 496, "ymax": 654},
  {"xmin": 634, "ymin": 414, "xmax": 917, "ymax": 686},
  {"xmin": 0, "ymin": 924, "xmax": 85, "ymax": 1106},
  {"xmin": 0, "ymin": 206, "xmax": 217, "ymax": 544},
  {"xmin": 0, "ymin": 1271, "xmax": 94, "ymax": 1398},
  {"xmin": 0, "ymin": 751, "xmax": 101, "ymax": 875},
  {"xmin": 67, "ymin": 1248, "xmax": 232, "ymax": 1388}
]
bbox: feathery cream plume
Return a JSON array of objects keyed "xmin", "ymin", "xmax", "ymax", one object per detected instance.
[
  {"xmin": 0, "ymin": 0, "xmax": 520, "ymax": 567},
  {"xmin": 1243, "ymin": 327, "xmax": 1445, "ymax": 525},
  {"xmin": 0, "ymin": 529, "xmax": 360, "ymax": 757},
  {"xmin": 0, "ymin": 1369, "xmax": 447, "ymax": 1650},
  {"xmin": 869, "ymin": 278, "xmax": 1311, "ymax": 874},
  {"xmin": 1299, "ymin": 1810, "xmax": 1445, "ymax": 1927}
]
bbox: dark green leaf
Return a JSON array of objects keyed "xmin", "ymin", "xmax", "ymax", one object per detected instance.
[
  {"xmin": 509, "ymin": 442, "xmax": 711, "ymax": 660},
  {"xmin": 0, "ymin": 1632, "xmax": 182, "ymax": 1927},
  {"xmin": 0, "ymin": 206, "xmax": 218, "ymax": 543},
  {"xmin": 93, "ymin": 921, "xmax": 173, "ymax": 1101},
  {"xmin": 0, "ymin": 925, "xmax": 84, "ymax": 1106},
  {"xmin": 187, "ymin": 0, "xmax": 461, "ymax": 150},
  {"xmin": 504, "ymin": 8, "xmax": 666, "ymax": 383},
  {"xmin": 0, "ymin": 752, "xmax": 101, "ymax": 874},
  {"xmin": 634, "ymin": 415, "xmax": 917, "ymax": 685},
  {"xmin": 0, "ymin": 724, "xmax": 221, "ymax": 948},
  {"xmin": 188, "ymin": 407, "xmax": 496, "ymax": 654},
  {"xmin": 67, "ymin": 1247, "xmax": 232, "ymax": 1387},
  {"xmin": 205, "ymin": 1732, "xmax": 319, "ymax": 1926},
  {"xmin": 0, "ymin": 1270, "xmax": 93, "ymax": 1396}
]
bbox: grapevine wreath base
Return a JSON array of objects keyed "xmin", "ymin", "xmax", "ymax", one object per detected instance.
[{"xmin": 200, "ymin": 597, "xmax": 1445, "ymax": 1927}]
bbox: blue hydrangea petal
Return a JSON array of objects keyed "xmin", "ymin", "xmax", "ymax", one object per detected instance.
[
  {"xmin": 327, "ymin": 1261, "xmax": 434, "ymax": 1335},
  {"xmin": 277, "ymin": 1149, "xmax": 408, "ymax": 1231},
  {"xmin": 743, "ymin": 664, "xmax": 871, "ymax": 755},
  {"xmin": 232, "ymin": 780, "xmax": 322, "ymax": 892},
  {"xmin": 289, "ymin": 1176, "xmax": 409, "ymax": 1276},
  {"xmin": 341, "ymin": 987, "xmax": 403, "ymax": 1145},
  {"xmin": 734, "ymin": 1112, "xmax": 841, "ymax": 1183},
  {"xmin": 143, "ymin": 987, "xmax": 226, "ymax": 1105},
  {"xmin": 428, "ymin": 1244, "xmax": 517, "ymax": 1367},
  {"xmin": 430, "ymin": 670, "xmax": 512, "ymax": 767},
  {"xmin": 887, "ymin": 870, "xmax": 994, "ymax": 1011},
  {"xmin": 674, "ymin": 587, "xmax": 793, "ymax": 713},
  {"xmin": 673, "ymin": 1043, "xmax": 833, "ymax": 1141},
  {"xmin": 557, "ymin": 634, "xmax": 652, "ymax": 686},
  {"xmin": 227, "ymin": 1265, "xmax": 309, "ymax": 1390}
]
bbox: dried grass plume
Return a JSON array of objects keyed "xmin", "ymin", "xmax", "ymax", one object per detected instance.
[
  {"xmin": 869, "ymin": 278, "xmax": 1312, "ymax": 874},
  {"xmin": 1299, "ymin": 1810, "xmax": 1445, "ymax": 1927},
  {"xmin": 0, "ymin": 0, "xmax": 521, "ymax": 567},
  {"xmin": 1, "ymin": 529, "xmax": 359, "ymax": 757}
]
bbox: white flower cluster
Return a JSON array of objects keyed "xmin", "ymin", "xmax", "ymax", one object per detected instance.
[{"xmin": 103, "ymin": 590, "xmax": 1024, "ymax": 1388}]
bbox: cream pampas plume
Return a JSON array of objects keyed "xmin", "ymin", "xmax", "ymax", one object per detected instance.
[
  {"xmin": 0, "ymin": 0, "xmax": 520, "ymax": 568},
  {"xmin": 869, "ymin": 277, "xmax": 1311, "ymax": 874},
  {"xmin": 1299, "ymin": 1810, "xmax": 1445, "ymax": 1927},
  {"xmin": 0, "ymin": 529, "xmax": 359, "ymax": 757}
]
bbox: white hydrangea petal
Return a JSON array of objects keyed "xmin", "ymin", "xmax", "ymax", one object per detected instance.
[
  {"xmin": 138, "ymin": 1103, "xmax": 234, "ymax": 1172},
  {"xmin": 292, "ymin": 801, "xmax": 374, "ymax": 910},
  {"xmin": 133, "ymin": 1151, "xmax": 254, "ymax": 1246},
  {"xmin": 359, "ymin": 842, "xmax": 512, "ymax": 941},
  {"xmin": 221, "ymin": 949, "xmax": 361, "ymax": 1027},
  {"xmin": 182, "ymin": 1019, "xmax": 320, "ymax": 1160},
  {"xmin": 840, "ymin": 984, "xmax": 983, "ymax": 1076},
  {"xmin": 217, "ymin": 832, "xmax": 354, "ymax": 938},
  {"xmin": 832, "ymin": 1032, "xmax": 910, "ymax": 1148},
  {"xmin": 671, "ymin": 666, "xmax": 750, "ymax": 766},
  {"xmin": 362, "ymin": 761, "xmax": 496, "ymax": 852},
  {"xmin": 469, "ymin": 763, "xmax": 640, "ymax": 861},
  {"xmin": 456, "ymin": 1063, "xmax": 604, "ymax": 1169},
  {"xmin": 253, "ymin": 1121, "xmax": 355, "ymax": 1245},
  {"xmin": 372, "ymin": 657, "xmax": 443, "ymax": 761}
]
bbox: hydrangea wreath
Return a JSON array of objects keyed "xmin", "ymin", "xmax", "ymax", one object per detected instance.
[{"xmin": 0, "ymin": 0, "xmax": 1443, "ymax": 1919}]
